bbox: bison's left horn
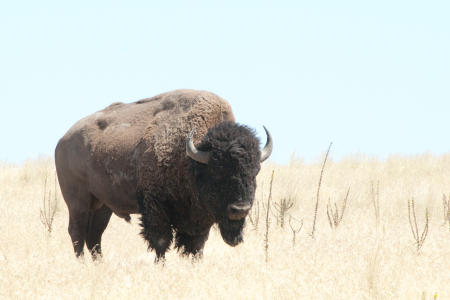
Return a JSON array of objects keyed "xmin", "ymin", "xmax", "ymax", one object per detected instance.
[
  {"xmin": 186, "ymin": 127, "xmax": 211, "ymax": 164},
  {"xmin": 260, "ymin": 126, "xmax": 273, "ymax": 163}
]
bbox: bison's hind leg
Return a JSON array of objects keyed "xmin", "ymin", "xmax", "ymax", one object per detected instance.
[
  {"xmin": 67, "ymin": 209, "xmax": 90, "ymax": 259},
  {"xmin": 174, "ymin": 228, "xmax": 211, "ymax": 259},
  {"xmin": 86, "ymin": 203, "xmax": 113, "ymax": 260},
  {"xmin": 65, "ymin": 191, "xmax": 94, "ymax": 259}
]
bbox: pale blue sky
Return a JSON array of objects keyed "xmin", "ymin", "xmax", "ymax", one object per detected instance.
[{"xmin": 1, "ymin": 1, "xmax": 449, "ymax": 164}]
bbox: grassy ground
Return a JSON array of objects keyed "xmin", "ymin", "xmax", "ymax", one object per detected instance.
[{"xmin": 1, "ymin": 153, "xmax": 449, "ymax": 299}]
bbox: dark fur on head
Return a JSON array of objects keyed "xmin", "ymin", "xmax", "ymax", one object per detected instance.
[{"xmin": 189, "ymin": 121, "xmax": 261, "ymax": 246}]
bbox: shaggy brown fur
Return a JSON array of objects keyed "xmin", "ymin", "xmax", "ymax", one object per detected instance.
[{"xmin": 55, "ymin": 89, "xmax": 265, "ymax": 261}]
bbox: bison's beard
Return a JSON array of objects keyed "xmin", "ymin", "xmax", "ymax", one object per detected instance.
[{"xmin": 218, "ymin": 218, "xmax": 245, "ymax": 247}]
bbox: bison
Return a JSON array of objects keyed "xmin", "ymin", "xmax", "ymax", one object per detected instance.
[{"xmin": 55, "ymin": 89, "xmax": 273, "ymax": 261}]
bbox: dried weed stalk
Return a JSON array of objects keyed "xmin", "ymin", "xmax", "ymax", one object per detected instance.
[
  {"xmin": 40, "ymin": 173, "xmax": 58, "ymax": 235},
  {"xmin": 442, "ymin": 194, "xmax": 450, "ymax": 231},
  {"xmin": 273, "ymin": 198, "xmax": 294, "ymax": 228},
  {"xmin": 289, "ymin": 215, "xmax": 303, "ymax": 247},
  {"xmin": 326, "ymin": 188, "xmax": 350, "ymax": 229},
  {"xmin": 407, "ymin": 198, "xmax": 429, "ymax": 252},
  {"xmin": 310, "ymin": 142, "xmax": 332, "ymax": 239},
  {"xmin": 371, "ymin": 180, "xmax": 380, "ymax": 226},
  {"xmin": 248, "ymin": 198, "xmax": 260, "ymax": 231},
  {"xmin": 264, "ymin": 170, "xmax": 274, "ymax": 262}
]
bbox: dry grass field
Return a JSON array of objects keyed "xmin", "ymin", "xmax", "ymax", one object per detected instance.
[{"xmin": 1, "ymin": 153, "xmax": 450, "ymax": 299}]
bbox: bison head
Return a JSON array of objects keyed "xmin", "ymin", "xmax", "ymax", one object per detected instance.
[{"xmin": 187, "ymin": 121, "xmax": 273, "ymax": 246}]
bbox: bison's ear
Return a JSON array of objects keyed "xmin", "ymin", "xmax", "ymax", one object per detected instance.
[
  {"xmin": 260, "ymin": 126, "xmax": 273, "ymax": 163},
  {"xmin": 186, "ymin": 127, "xmax": 211, "ymax": 164}
]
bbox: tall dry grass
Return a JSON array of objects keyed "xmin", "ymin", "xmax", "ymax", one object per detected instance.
[{"xmin": 1, "ymin": 152, "xmax": 450, "ymax": 299}]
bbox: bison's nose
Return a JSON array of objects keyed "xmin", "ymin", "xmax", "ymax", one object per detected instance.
[{"xmin": 227, "ymin": 202, "xmax": 252, "ymax": 220}]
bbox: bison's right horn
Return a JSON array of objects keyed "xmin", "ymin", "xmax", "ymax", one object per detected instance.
[
  {"xmin": 260, "ymin": 126, "xmax": 273, "ymax": 163},
  {"xmin": 186, "ymin": 127, "xmax": 211, "ymax": 164}
]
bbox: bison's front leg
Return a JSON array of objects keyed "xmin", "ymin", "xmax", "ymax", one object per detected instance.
[
  {"xmin": 140, "ymin": 221, "xmax": 173, "ymax": 263},
  {"xmin": 139, "ymin": 213, "xmax": 173, "ymax": 263},
  {"xmin": 174, "ymin": 228, "xmax": 211, "ymax": 259},
  {"xmin": 139, "ymin": 223, "xmax": 173, "ymax": 263}
]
